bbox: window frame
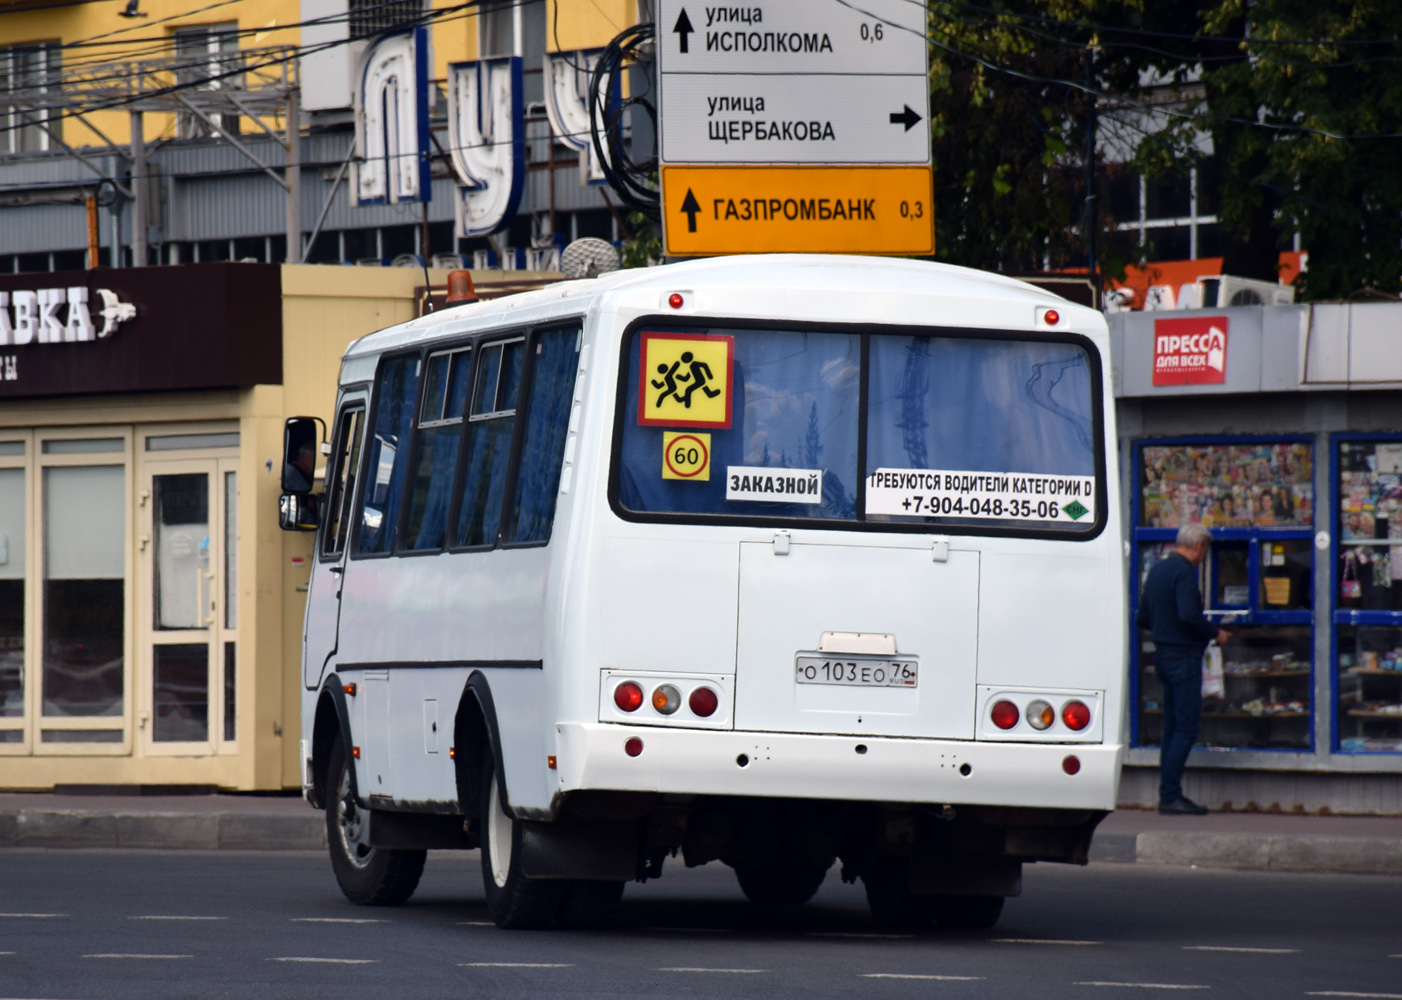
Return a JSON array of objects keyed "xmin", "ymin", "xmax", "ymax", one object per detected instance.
[
  {"xmin": 1331, "ymin": 431, "xmax": 1402, "ymax": 756},
  {"xmin": 318, "ymin": 401, "xmax": 367, "ymax": 563},
  {"xmin": 348, "ymin": 318, "xmax": 585, "ymax": 561},
  {"xmin": 1128, "ymin": 434, "xmax": 1317, "ymax": 754},
  {"xmin": 606, "ymin": 315, "xmax": 1110, "ymax": 543},
  {"xmin": 350, "ymin": 349, "xmax": 426, "ymax": 561}
]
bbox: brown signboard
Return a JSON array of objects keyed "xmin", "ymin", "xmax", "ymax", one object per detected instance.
[{"xmin": 0, "ymin": 263, "xmax": 282, "ymax": 399}]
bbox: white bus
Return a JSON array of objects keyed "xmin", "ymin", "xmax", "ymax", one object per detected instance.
[{"xmin": 282, "ymin": 254, "xmax": 1124, "ymax": 930}]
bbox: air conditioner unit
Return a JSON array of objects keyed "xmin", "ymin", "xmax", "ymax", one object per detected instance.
[{"xmin": 1200, "ymin": 274, "xmax": 1295, "ymax": 308}]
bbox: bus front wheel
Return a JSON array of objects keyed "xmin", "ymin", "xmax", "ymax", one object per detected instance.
[
  {"xmin": 479, "ymin": 753, "xmax": 565, "ymax": 929},
  {"xmin": 325, "ymin": 737, "xmax": 426, "ymax": 905}
]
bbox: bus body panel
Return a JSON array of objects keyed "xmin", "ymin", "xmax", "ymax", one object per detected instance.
[{"xmin": 734, "ymin": 540, "xmax": 981, "ymax": 738}]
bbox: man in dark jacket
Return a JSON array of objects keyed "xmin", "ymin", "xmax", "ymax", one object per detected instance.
[{"xmin": 1136, "ymin": 522, "xmax": 1231, "ymax": 815}]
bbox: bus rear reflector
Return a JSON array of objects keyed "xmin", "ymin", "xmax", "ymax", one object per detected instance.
[
  {"xmin": 624, "ymin": 737, "xmax": 644, "ymax": 757},
  {"xmin": 1063, "ymin": 755, "xmax": 1081, "ymax": 775},
  {"xmin": 689, "ymin": 686, "xmax": 719, "ymax": 718},
  {"xmin": 1062, "ymin": 700, "xmax": 1091, "ymax": 731},
  {"xmin": 991, "ymin": 700, "xmax": 1019, "ymax": 730},
  {"xmin": 614, "ymin": 681, "xmax": 644, "ymax": 712}
]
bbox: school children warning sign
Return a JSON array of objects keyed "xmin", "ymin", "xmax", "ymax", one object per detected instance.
[
  {"xmin": 638, "ymin": 332, "xmax": 734, "ymax": 428},
  {"xmin": 1153, "ymin": 315, "xmax": 1228, "ymax": 386}
]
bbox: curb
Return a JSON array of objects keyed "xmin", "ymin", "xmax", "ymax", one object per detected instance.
[
  {"xmin": 1089, "ymin": 830, "xmax": 1402, "ymax": 875},
  {"xmin": 3, "ymin": 810, "xmax": 1399, "ymax": 875},
  {"xmin": 0, "ymin": 810, "xmax": 326, "ymax": 851}
]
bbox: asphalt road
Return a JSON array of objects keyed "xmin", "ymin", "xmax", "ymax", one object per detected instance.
[{"xmin": 1, "ymin": 848, "xmax": 1398, "ymax": 1000}]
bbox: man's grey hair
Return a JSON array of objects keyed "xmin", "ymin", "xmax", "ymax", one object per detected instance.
[{"xmin": 1177, "ymin": 522, "xmax": 1212, "ymax": 548}]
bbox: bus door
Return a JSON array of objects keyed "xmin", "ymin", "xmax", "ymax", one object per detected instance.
[
  {"xmin": 734, "ymin": 539, "xmax": 981, "ymax": 739},
  {"xmin": 304, "ymin": 397, "xmax": 366, "ymax": 689}
]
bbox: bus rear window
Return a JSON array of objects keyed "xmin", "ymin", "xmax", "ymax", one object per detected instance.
[{"xmin": 613, "ymin": 324, "xmax": 1100, "ymax": 534}]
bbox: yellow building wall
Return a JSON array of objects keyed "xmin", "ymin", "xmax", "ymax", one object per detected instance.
[
  {"xmin": 0, "ymin": 0, "xmax": 635, "ymax": 151},
  {"xmin": 547, "ymin": 0, "xmax": 637, "ymax": 51}
]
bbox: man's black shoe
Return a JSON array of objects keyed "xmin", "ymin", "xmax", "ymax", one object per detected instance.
[{"xmin": 1158, "ymin": 797, "xmax": 1209, "ymax": 816}]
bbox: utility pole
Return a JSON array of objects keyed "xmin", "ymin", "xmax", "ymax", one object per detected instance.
[
  {"xmin": 130, "ymin": 111, "xmax": 147, "ymax": 267},
  {"xmin": 1083, "ymin": 45, "xmax": 1099, "ymax": 303},
  {"xmin": 285, "ymin": 89, "xmax": 301, "ymax": 263}
]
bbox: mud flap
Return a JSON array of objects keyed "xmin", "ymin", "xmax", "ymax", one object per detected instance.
[{"xmin": 519, "ymin": 818, "xmax": 640, "ymax": 881}]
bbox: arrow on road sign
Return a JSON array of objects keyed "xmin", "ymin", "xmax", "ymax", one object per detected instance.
[
  {"xmin": 679, "ymin": 188, "xmax": 701, "ymax": 232},
  {"xmin": 889, "ymin": 105, "xmax": 922, "ymax": 132},
  {"xmin": 673, "ymin": 8, "xmax": 694, "ymax": 53}
]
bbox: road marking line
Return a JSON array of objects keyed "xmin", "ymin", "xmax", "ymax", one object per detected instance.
[
  {"xmin": 1307, "ymin": 994, "xmax": 1402, "ymax": 998},
  {"xmin": 994, "ymin": 938, "xmax": 1102, "ymax": 946},
  {"xmin": 862, "ymin": 974, "xmax": 984, "ymax": 980},
  {"xmin": 268, "ymin": 957, "xmax": 378, "ymax": 964},
  {"xmin": 0, "ymin": 952, "xmax": 14, "ymax": 955},
  {"xmin": 455, "ymin": 921, "xmax": 496, "ymax": 927},
  {"xmin": 1184, "ymin": 946, "xmax": 1300, "ymax": 954},
  {"xmin": 83, "ymin": 954, "xmax": 193, "ymax": 960},
  {"xmin": 658, "ymin": 968, "xmax": 768, "ymax": 974},
  {"xmin": 290, "ymin": 917, "xmax": 388, "ymax": 924},
  {"xmin": 130, "ymin": 916, "xmax": 226, "ymax": 922},
  {"xmin": 459, "ymin": 963, "xmax": 574, "ymax": 968},
  {"xmin": 0, "ymin": 914, "xmax": 66, "ymax": 919},
  {"xmin": 1076, "ymin": 984, "xmax": 1208, "ymax": 990},
  {"xmin": 811, "ymin": 932, "xmax": 915, "ymax": 940}
]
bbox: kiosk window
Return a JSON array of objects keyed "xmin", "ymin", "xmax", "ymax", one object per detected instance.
[
  {"xmin": 358, "ymin": 355, "xmax": 420, "ymax": 554},
  {"xmin": 404, "ymin": 348, "xmax": 473, "ymax": 551},
  {"xmin": 455, "ymin": 339, "xmax": 525, "ymax": 547},
  {"xmin": 507, "ymin": 329, "xmax": 581, "ymax": 544},
  {"xmin": 322, "ymin": 407, "xmax": 364, "ymax": 557}
]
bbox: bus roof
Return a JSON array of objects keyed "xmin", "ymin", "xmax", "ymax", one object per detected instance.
[{"xmin": 342, "ymin": 254, "xmax": 1094, "ymax": 363}]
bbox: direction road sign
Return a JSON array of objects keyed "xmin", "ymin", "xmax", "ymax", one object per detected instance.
[
  {"xmin": 656, "ymin": 0, "xmax": 934, "ymax": 257},
  {"xmin": 660, "ymin": 165, "xmax": 934, "ymax": 256}
]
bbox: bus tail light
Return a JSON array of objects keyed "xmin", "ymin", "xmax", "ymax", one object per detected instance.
[
  {"xmin": 991, "ymin": 700, "xmax": 1019, "ymax": 730},
  {"xmin": 614, "ymin": 681, "xmax": 644, "ymax": 712},
  {"xmin": 1026, "ymin": 699, "xmax": 1055, "ymax": 730},
  {"xmin": 652, "ymin": 684, "xmax": 681, "ymax": 715},
  {"xmin": 1062, "ymin": 700, "xmax": 1091, "ymax": 731},
  {"xmin": 689, "ymin": 686, "xmax": 719, "ymax": 718}
]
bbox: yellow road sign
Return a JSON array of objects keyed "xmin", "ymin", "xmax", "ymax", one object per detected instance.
[
  {"xmin": 638, "ymin": 332, "xmax": 733, "ymax": 429},
  {"xmin": 662, "ymin": 431, "xmax": 712, "ymax": 481},
  {"xmin": 661, "ymin": 165, "xmax": 934, "ymax": 257}
]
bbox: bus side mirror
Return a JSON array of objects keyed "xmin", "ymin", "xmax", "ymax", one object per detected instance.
[
  {"xmin": 282, "ymin": 416, "xmax": 321, "ymax": 493},
  {"xmin": 279, "ymin": 492, "xmax": 320, "ymax": 532}
]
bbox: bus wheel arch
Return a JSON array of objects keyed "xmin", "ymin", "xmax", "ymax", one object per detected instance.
[
  {"xmin": 310, "ymin": 677, "xmax": 353, "ymax": 811},
  {"xmin": 453, "ymin": 672, "xmax": 507, "ymax": 821}
]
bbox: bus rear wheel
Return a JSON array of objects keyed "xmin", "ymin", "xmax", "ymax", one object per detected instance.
[
  {"xmin": 734, "ymin": 862, "xmax": 829, "ymax": 905},
  {"xmin": 325, "ymin": 737, "xmax": 426, "ymax": 906},
  {"xmin": 479, "ymin": 753, "xmax": 565, "ymax": 929},
  {"xmin": 862, "ymin": 859, "xmax": 938, "ymax": 928}
]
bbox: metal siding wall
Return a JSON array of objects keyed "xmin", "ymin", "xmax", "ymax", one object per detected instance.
[
  {"xmin": 0, "ymin": 202, "xmax": 88, "ymax": 254},
  {"xmin": 0, "ymin": 122, "xmax": 620, "ymax": 254}
]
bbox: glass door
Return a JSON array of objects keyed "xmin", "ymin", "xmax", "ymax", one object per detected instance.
[{"xmin": 139, "ymin": 458, "xmax": 238, "ymax": 753}]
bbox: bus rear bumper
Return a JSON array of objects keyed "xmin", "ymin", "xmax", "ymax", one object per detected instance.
[{"xmin": 555, "ymin": 723, "xmax": 1123, "ymax": 812}]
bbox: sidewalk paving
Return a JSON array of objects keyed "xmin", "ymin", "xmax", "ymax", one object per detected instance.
[{"xmin": 1, "ymin": 792, "xmax": 1400, "ymax": 875}]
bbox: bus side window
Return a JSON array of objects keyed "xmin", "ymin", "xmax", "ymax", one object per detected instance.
[
  {"xmin": 322, "ymin": 407, "xmax": 365, "ymax": 558},
  {"xmin": 505, "ymin": 327, "xmax": 581, "ymax": 543},
  {"xmin": 454, "ymin": 339, "xmax": 525, "ymax": 547},
  {"xmin": 358, "ymin": 354, "xmax": 421, "ymax": 554},
  {"xmin": 403, "ymin": 348, "xmax": 473, "ymax": 551}
]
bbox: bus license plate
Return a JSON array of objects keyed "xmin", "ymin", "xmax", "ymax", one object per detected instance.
[{"xmin": 794, "ymin": 656, "xmax": 918, "ymax": 688}]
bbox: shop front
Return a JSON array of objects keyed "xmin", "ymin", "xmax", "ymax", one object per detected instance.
[
  {"xmin": 0, "ymin": 263, "xmax": 442, "ymax": 790},
  {"xmin": 1113, "ymin": 304, "xmax": 1402, "ymax": 813}
]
